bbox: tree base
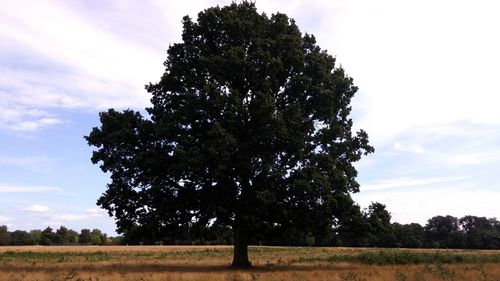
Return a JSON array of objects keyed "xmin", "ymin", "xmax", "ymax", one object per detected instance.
[{"xmin": 230, "ymin": 261, "xmax": 252, "ymax": 268}]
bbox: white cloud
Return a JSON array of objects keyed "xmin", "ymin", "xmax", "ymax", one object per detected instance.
[
  {"xmin": 361, "ymin": 176, "xmax": 467, "ymax": 191},
  {"xmin": 0, "ymin": 155, "xmax": 49, "ymax": 166},
  {"xmin": 0, "ymin": 96, "xmax": 62, "ymax": 131},
  {"xmin": 0, "ymin": 1, "xmax": 163, "ymax": 131},
  {"xmin": 354, "ymin": 186, "xmax": 500, "ymax": 225},
  {"xmin": 0, "ymin": 183, "xmax": 60, "ymax": 193},
  {"xmin": 84, "ymin": 208, "xmax": 106, "ymax": 217},
  {"xmin": 441, "ymin": 147, "xmax": 500, "ymax": 167},
  {"xmin": 393, "ymin": 142, "xmax": 427, "ymax": 154},
  {"xmin": 24, "ymin": 204, "xmax": 51, "ymax": 213},
  {"xmin": 1, "ymin": 0, "xmax": 498, "ymax": 137},
  {"xmin": 0, "ymin": 155, "xmax": 56, "ymax": 173},
  {"xmin": 14, "ymin": 118, "xmax": 63, "ymax": 131},
  {"xmin": 46, "ymin": 211, "xmax": 104, "ymax": 223},
  {"xmin": 321, "ymin": 1, "xmax": 500, "ymax": 146},
  {"xmin": 450, "ymin": 154, "xmax": 482, "ymax": 166},
  {"xmin": 54, "ymin": 214, "xmax": 87, "ymax": 222},
  {"xmin": 21, "ymin": 204, "xmax": 106, "ymax": 223},
  {"xmin": 52, "ymin": 209, "xmax": 105, "ymax": 222},
  {"xmin": 0, "ymin": 215, "xmax": 13, "ymax": 223},
  {"xmin": 0, "ymin": 1, "xmax": 248, "ymax": 132}
]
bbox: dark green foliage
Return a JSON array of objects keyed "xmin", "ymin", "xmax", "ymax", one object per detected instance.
[
  {"xmin": 9, "ymin": 230, "xmax": 32, "ymax": 245},
  {"xmin": 393, "ymin": 223, "xmax": 425, "ymax": 248},
  {"xmin": 1, "ymin": 216, "xmax": 500, "ymax": 248},
  {"xmin": 337, "ymin": 212, "xmax": 499, "ymax": 250},
  {"xmin": 425, "ymin": 215, "xmax": 466, "ymax": 248},
  {"xmin": 335, "ymin": 203, "xmax": 372, "ymax": 246},
  {"xmin": 390, "ymin": 215, "xmax": 500, "ymax": 250},
  {"xmin": 78, "ymin": 229, "xmax": 92, "ymax": 244},
  {"xmin": 54, "ymin": 226, "xmax": 68, "ymax": 244},
  {"xmin": 90, "ymin": 229, "xmax": 107, "ymax": 245},
  {"xmin": 0, "ymin": 225, "xmax": 11, "ymax": 246},
  {"xmin": 40, "ymin": 227, "xmax": 55, "ymax": 246},
  {"xmin": 67, "ymin": 229, "xmax": 80, "ymax": 244},
  {"xmin": 459, "ymin": 216, "xmax": 500, "ymax": 249},
  {"xmin": 29, "ymin": 230, "xmax": 42, "ymax": 245},
  {"xmin": 85, "ymin": 2, "xmax": 373, "ymax": 266},
  {"xmin": 365, "ymin": 202, "xmax": 396, "ymax": 247},
  {"xmin": 76, "ymin": 228, "xmax": 108, "ymax": 245},
  {"xmin": 108, "ymin": 235, "xmax": 124, "ymax": 244},
  {"xmin": 0, "ymin": 226, "xmax": 119, "ymax": 246},
  {"xmin": 52, "ymin": 226, "xmax": 79, "ymax": 245}
]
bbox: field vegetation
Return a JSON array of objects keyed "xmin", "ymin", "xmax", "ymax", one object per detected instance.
[{"xmin": 1, "ymin": 246, "xmax": 500, "ymax": 280}]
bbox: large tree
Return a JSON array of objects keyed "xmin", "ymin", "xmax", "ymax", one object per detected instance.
[{"xmin": 86, "ymin": 2, "xmax": 373, "ymax": 267}]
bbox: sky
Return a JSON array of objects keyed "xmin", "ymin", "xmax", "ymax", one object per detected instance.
[{"xmin": 1, "ymin": 0, "xmax": 500, "ymax": 235}]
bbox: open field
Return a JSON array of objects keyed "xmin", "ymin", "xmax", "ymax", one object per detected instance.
[{"xmin": 1, "ymin": 246, "xmax": 500, "ymax": 281}]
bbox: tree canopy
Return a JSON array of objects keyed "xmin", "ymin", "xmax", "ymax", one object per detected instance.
[{"xmin": 86, "ymin": 2, "xmax": 373, "ymax": 267}]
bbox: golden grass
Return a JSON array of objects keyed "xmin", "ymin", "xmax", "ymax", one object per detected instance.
[
  {"xmin": 0, "ymin": 245, "xmax": 233, "ymax": 253},
  {"xmin": 1, "ymin": 246, "xmax": 500, "ymax": 280}
]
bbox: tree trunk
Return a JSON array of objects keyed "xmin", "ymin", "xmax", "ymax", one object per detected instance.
[{"xmin": 231, "ymin": 227, "xmax": 251, "ymax": 268}]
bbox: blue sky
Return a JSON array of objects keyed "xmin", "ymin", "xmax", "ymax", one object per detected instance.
[{"xmin": 1, "ymin": 0, "xmax": 500, "ymax": 235}]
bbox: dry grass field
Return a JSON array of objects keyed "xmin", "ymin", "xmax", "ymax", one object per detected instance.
[{"xmin": 1, "ymin": 245, "xmax": 500, "ymax": 280}]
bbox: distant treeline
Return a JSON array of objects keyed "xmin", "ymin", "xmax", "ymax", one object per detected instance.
[
  {"xmin": 1, "ymin": 203, "xmax": 499, "ymax": 249},
  {"xmin": 0, "ymin": 226, "xmax": 122, "ymax": 246},
  {"xmin": 333, "ymin": 203, "xmax": 500, "ymax": 249},
  {"xmin": 117, "ymin": 203, "xmax": 500, "ymax": 249}
]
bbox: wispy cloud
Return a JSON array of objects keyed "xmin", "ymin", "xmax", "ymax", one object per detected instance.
[
  {"xmin": 15, "ymin": 118, "xmax": 63, "ymax": 131},
  {"xmin": 449, "ymin": 154, "xmax": 482, "ymax": 166},
  {"xmin": 54, "ymin": 209, "xmax": 107, "ymax": 222},
  {"xmin": 0, "ymin": 155, "xmax": 57, "ymax": 174},
  {"xmin": 2, "ymin": 0, "xmax": 498, "ymax": 137},
  {"xmin": 0, "ymin": 155, "xmax": 50, "ymax": 166},
  {"xmin": 336, "ymin": 1, "xmax": 500, "ymax": 146},
  {"xmin": 361, "ymin": 176, "xmax": 467, "ymax": 191},
  {"xmin": 24, "ymin": 204, "xmax": 51, "ymax": 213},
  {"xmin": 393, "ymin": 142, "xmax": 427, "ymax": 154},
  {"xmin": 0, "ymin": 183, "xmax": 60, "ymax": 193},
  {"xmin": 354, "ymin": 186, "xmax": 500, "ymax": 225},
  {"xmin": 22, "ymin": 204, "xmax": 105, "ymax": 223},
  {"xmin": 0, "ymin": 214, "xmax": 13, "ymax": 223},
  {"xmin": 0, "ymin": 0, "xmax": 171, "ymax": 131},
  {"xmin": 0, "ymin": 98, "xmax": 63, "ymax": 131},
  {"xmin": 84, "ymin": 208, "xmax": 107, "ymax": 217}
]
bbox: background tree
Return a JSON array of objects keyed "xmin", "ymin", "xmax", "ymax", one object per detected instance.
[
  {"xmin": 425, "ymin": 215, "xmax": 465, "ymax": 248},
  {"xmin": 10, "ymin": 230, "xmax": 32, "ymax": 245},
  {"xmin": 334, "ymin": 203, "xmax": 372, "ymax": 246},
  {"xmin": 79, "ymin": 229, "xmax": 92, "ymax": 245},
  {"xmin": 67, "ymin": 229, "xmax": 80, "ymax": 244},
  {"xmin": 90, "ymin": 229, "xmax": 107, "ymax": 245},
  {"xmin": 40, "ymin": 227, "xmax": 55, "ymax": 246},
  {"xmin": 459, "ymin": 216, "xmax": 500, "ymax": 249},
  {"xmin": 54, "ymin": 226, "xmax": 68, "ymax": 244},
  {"xmin": 0, "ymin": 225, "xmax": 11, "ymax": 246},
  {"xmin": 86, "ymin": 2, "xmax": 373, "ymax": 267},
  {"xmin": 108, "ymin": 235, "xmax": 124, "ymax": 245},
  {"xmin": 54, "ymin": 226, "xmax": 79, "ymax": 245},
  {"xmin": 365, "ymin": 202, "xmax": 396, "ymax": 247},
  {"xmin": 393, "ymin": 223, "xmax": 425, "ymax": 248},
  {"xmin": 29, "ymin": 230, "xmax": 42, "ymax": 245}
]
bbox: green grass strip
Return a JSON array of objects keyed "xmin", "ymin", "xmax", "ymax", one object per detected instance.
[{"xmin": 292, "ymin": 250, "xmax": 500, "ymax": 265}]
